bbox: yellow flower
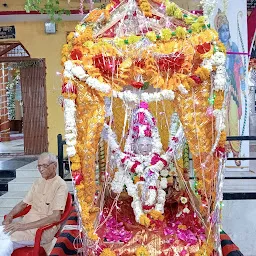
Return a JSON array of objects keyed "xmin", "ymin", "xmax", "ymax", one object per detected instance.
[
  {"xmin": 178, "ymin": 224, "xmax": 187, "ymax": 230},
  {"xmin": 185, "ymin": 16, "xmax": 196, "ymax": 25},
  {"xmin": 195, "ymin": 241, "xmax": 214, "ymax": 256},
  {"xmin": 83, "ymin": 41, "xmax": 94, "ymax": 48},
  {"xmin": 160, "ymin": 28, "xmax": 172, "ymax": 41},
  {"xmin": 135, "ymin": 246, "xmax": 150, "ymax": 256},
  {"xmin": 149, "ymin": 210, "xmax": 164, "ymax": 221},
  {"xmin": 175, "ymin": 26, "xmax": 187, "ymax": 39},
  {"xmin": 139, "ymin": 214, "xmax": 151, "ymax": 227},
  {"xmin": 88, "ymin": 230, "xmax": 98, "ymax": 241},
  {"xmin": 100, "ymin": 248, "xmax": 116, "ymax": 256},
  {"xmin": 174, "ymin": 8, "xmax": 183, "ymax": 19},
  {"xmin": 119, "ymin": 58, "xmax": 133, "ymax": 69},
  {"xmin": 134, "ymin": 176, "xmax": 140, "ymax": 184},
  {"xmin": 191, "ymin": 23, "xmax": 203, "ymax": 33},
  {"xmin": 195, "ymin": 67, "xmax": 210, "ymax": 81},
  {"xmin": 67, "ymin": 32, "xmax": 74, "ymax": 43},
  {"xmin": 128, "ymin": 35, "xmax": 141, "ymax": 44},
  {"xmin": 71, "ymin": 162, "xmax": 81, "ymax": 171},
  {"xmin": 146, "ymin": 31, "xmax": 157, "ymax": 42},
  {"xmin": 197, "ymin": 16, "xmax": 207, "ymax": 24},
  {"xmin": 166, "ymin": 1, "xmax": 177, "ymax": 16}
]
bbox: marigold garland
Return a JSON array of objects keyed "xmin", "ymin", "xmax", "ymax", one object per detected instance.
[{"xmin": 138, "ymin": 0, "xmax": 152, "ymax": 17}]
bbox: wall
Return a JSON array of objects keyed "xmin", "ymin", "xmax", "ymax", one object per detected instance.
[{"xmin": 0, "ymin": 20, "xmax": 78, "ymax": 154}]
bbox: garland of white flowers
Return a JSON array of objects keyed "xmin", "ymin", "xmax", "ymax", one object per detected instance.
[
  {"xmin": 202, "ymin": 47, "xmax": 227, "ymax": 134},
  {"xmin": 200, "ymin": 0, "xmax": 217, "ymax": 18},
  {"xmin": 6, "ymin": 74, "xmax": 20, "ymax": 120},
  {"xmin": 63, "ymin": 98, "xmax": 77, "ymax": 157},
  {"xmin": 64, "ymin": 60, "xmax": 111, "ymax": 93},
  {"xmin": 200, "ymin": 47, "xmax": 227, "ymax": 166},
  {"xmin": 112, "ymin": 89, "xmax": 175, "ymax": 104}
]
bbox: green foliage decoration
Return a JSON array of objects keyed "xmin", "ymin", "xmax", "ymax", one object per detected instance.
[{"xmin": 24, "ymin": 0, "xmax": 71, "ymax": 22}]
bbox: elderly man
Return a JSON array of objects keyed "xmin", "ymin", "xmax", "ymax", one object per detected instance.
[{"xmin": 0, "ymin": 152, "xmax": 68, "ymax": 256}]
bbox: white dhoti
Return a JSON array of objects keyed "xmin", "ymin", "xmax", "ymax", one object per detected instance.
[
  {"xmin": 0, "ymin": 226, "xmax": 35, "ymax": 256},
  {"xmin": 0, "ymin": 226, "xmax": 13, "ymax": 256}
]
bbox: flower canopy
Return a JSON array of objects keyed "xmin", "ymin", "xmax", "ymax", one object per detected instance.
[{"xmin": 61, "ymin": 0, "xmax": 227, "ymax": 255}]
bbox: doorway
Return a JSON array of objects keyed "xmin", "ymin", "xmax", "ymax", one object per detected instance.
[{"xmin": 0, "ymin": 42, "xmax": 48, "ymax": 155}]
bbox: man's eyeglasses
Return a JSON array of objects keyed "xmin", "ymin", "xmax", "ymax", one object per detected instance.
[{"xmin": 37, "ymin": 162, "xmax": 54, "ymax": 169}]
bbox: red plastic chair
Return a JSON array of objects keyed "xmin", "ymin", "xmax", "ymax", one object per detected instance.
[{"xmin": 5, "ymin": 192, "xmax": 72, "ymax": 256}]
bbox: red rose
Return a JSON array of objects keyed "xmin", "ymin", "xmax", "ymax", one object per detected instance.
[
  {"xmin": 72, "ymin": 172, "xmax": 83, "ymax": 185},
  {"xmin": 62, "ymin": 83, "xmax": 77, "ymax": 94},
  {"xmin": 131, "ymin": 81, "xmax": 144, "ymax": 89},
  {"xmin": 190, "ymin": 75, "xmax": 202, "ymax": 84},
  {"xmin": 70, "ymin": 48, "xmax": 83, "ymax": 60},
  {"xmin": 135, "ymin": 59, "xmax": 145, "ymax": 68},
  {"xmin": 93, "ymin": 54, "xmax": 122, "ymax": 76},
  {"xmin": 215, "ymin": 146, "xmax": 225, "ymax": 157},
  {"xmin": 196, "ymin": 42, "xmax": 211, "ymax": 54}
]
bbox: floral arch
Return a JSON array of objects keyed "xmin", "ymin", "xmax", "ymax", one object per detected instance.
[{"xmin": 61, "ymin": 0, "xmax": 227, "ymax": 255}]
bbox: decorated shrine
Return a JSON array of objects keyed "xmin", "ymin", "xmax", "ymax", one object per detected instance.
[{"xmin": 61, "ymin": 0, "xmax": 227, "ymax": 255}]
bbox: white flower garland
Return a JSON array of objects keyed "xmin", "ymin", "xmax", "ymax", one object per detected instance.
[
  {"xmin": 213, "ymin": 109, "xmax": 226, "ymax": 132},
  {"xmin": 63, "ymin": 98, "xmax": 77, "ymax": 157},
  {"xmin": 202, "ymin": 50, "xmax": 227, "ymax": 92},
  {"xmin": 112, "ymin": 89, "xmax": 175, "ymax": 104},
  {"xmin": 86, "ymin": 76, "xmax": 111, "ymax": 93},
  {"xmin": 200, "ymin": 0, "xmax": 217, "ymax": 18},
  {"xmin": 64, "ymin": 61, "xmax": 111, "ymax": 93}
]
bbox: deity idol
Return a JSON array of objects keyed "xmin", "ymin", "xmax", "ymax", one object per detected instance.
[{"xmin": 103, "ymin": 102, "xmax": 185, "ymax": 225}]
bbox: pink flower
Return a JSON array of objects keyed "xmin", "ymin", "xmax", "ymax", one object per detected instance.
[
  {"xmin": 144, "ymin": 128, "xmax": 152, "ymax": 137},
  {"xmin": 139, "ymin": 101, "xmax": 148, "ymax": 109},
  {"xmin": 137, "ymin": 112, "xmax": 146, "ymax": 124},
  {"xmin": 151, "ymin": 153, "xmax": 160, "ymax": 165},
  {"xmin": 180, "ymin": 249, "xmax": 187, "ymax": 256},
  {"xmin": 172, "ymin": 137, "xmax": 179, "ymax": 143}
]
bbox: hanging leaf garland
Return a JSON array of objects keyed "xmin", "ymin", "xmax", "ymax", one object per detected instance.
[{"xmin": 24, "ymin": 0, "xmax": 71, "ymax": 22}]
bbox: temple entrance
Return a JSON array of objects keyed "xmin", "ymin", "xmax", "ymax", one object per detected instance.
[{"xmin": 0, "ymin": 42, "xmax": 48, "ymax": 155}]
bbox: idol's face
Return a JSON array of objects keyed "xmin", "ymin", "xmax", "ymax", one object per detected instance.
[
  {"xmin": 218, "ymin": 24, "xmax": 230, "ymax": 44},
  {"xmin": 134, "ymin": 137, "xmax": 153, "ymax": 156}
]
